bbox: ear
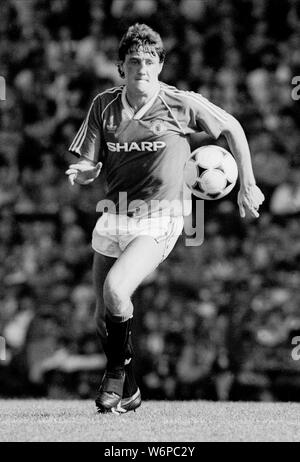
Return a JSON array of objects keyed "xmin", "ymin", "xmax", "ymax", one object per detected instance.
[
  {"xmin": 158, "ymin": 62, "xmax": 164, "ymax": 75},
  {"xmin": 118, "ymin": 62, "xmax": 125, "ymax": 79}
]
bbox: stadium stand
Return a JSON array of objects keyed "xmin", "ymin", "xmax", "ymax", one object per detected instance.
[{"xmin": 1, "ymin": 0, "xmax": 300, "ymax": 401}]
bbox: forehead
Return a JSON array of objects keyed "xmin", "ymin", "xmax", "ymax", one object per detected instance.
[{"xmin": 125, "ymin": 46, "xmax": 159, "ymax": 61}]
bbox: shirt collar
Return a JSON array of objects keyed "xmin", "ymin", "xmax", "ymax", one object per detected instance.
[{"xmin": 121, "ymin": 85, "xmax": 160, "ymax": 120}]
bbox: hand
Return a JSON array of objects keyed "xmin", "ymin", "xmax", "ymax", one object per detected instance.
[
  {"xmin": 238, "ymin": 184, "xmax": 265, "ymax": 218},
  {"xmin": 65, "ymin": 161, "xmax": 102, "ymax": 185}
]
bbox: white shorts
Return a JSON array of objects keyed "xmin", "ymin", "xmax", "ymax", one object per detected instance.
[{"xmin": 92, "ymin": 213, "xmax": 184, "ymax": 261}]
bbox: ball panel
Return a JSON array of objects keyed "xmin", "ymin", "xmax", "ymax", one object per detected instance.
[
  {"xmin": 195, "ymin": 146, "xmax": 223, "ymax": 169},
  {"xmin": 222, "ymin": 152, "xmax": 238, "ymax": 183},
  {"xmin": 215, "ymin": 181, "xmax": 236, "ymax": 199},
  {"xmin": 199, "ymin": 169, "xmax": 227, "ymax": 194}
]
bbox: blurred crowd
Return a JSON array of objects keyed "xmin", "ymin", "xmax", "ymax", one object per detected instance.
[{"xmin": 1, "ymin": 0, "xmax": 300, "ymax": 401}]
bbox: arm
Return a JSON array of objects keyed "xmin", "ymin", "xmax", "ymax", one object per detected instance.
[
  {"xmin": 222, "ymin": 116, "xmax": 265, "ymax": 218},
  {"xmin": 66, "ymin": 95, "xmax": 103, "ymax": 185},
  {"xmin": 185, "ymin": 91, "xmax": 264, "ymax": 218}
]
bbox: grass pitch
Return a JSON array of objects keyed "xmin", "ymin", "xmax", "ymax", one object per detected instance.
[{"xmin": 0, "ymin": 399, "xmax": 300, "ymax": 442}]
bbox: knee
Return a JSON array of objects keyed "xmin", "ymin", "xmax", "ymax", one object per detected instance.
[{"xmin": 103, "ymin": 275, "xmax": 132, "ymax": 320}]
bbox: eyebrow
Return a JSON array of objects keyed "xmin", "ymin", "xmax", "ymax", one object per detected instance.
[{"xmin": 128, "ymin": 56, "xmax": 155, "ymax": 61}]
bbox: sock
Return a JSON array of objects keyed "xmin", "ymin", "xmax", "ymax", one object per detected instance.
[
  {"xmin": 123, "ymin": 360, "xmax": 138, "ymax": 398},
  {"xmin": 105, "ymin": 316, "xmax": 132, "ymax": 377},
  {"xmin": 123, "ymin": 337, "xmax": 138, "ymax": 398}
]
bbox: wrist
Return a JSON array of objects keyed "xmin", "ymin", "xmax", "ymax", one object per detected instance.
[
  {"xmin": 79, "ymin": 158, "xmax": 95, "ymax": 167},
  {"xmin": 240, "ymin": 178, "xmax": 256, "ymax": 189}
]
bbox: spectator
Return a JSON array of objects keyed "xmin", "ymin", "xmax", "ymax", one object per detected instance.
[
  {"xmin": 0, "ymin": 0, "xmax": 299, "ymax": 401},
  {"xmin": 270, "ymin": 167, "xmax": 300, "ymax": 216}
]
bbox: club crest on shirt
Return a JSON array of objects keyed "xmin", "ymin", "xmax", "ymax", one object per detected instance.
[
  {"xmin": 106, "ymin": 115, "xmax": 117, "ymax": 132},
  {"xmin": 150, "ymin": 120, "xmax": 167, "ymax": 135}
]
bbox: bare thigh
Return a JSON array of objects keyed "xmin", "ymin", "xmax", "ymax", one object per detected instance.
[
  {"xmin": 104, "ymin": 235, "xmax": 167, "ymax": 302},
  {"xmin": 94, "ymin": 235, "xmax": 167, "ymax": 332}
]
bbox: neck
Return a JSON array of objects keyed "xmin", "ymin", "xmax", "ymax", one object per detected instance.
[{"xmin": 126, "ymin": 83, "xmax": 160, "ymax": 111}]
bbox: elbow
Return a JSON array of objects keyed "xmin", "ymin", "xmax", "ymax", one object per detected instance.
[{"xmin": 221, "ymin": 115, "xmax": 244, "ymax": 137}]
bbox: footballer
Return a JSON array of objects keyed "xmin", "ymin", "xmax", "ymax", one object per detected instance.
[{"xmin": 66, "ymin": 24, "xmax": 264, "ymax": 413}]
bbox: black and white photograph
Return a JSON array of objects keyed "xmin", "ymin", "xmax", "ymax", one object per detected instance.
[{"xmin": 0, "ymin": 0, "xmax": 300, "ymax": 445}]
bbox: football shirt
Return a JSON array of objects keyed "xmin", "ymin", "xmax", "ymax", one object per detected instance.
[{"xmin": 69, "ymin": 83, "xmax": 230, "ymax": 216}]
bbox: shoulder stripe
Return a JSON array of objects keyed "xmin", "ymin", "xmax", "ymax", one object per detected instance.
[
  {"xmin": 160, "ymin": 82, "xmax": 178, "ymax": 92},
  {"xmin": 69, "ymin": 100, "xmax": 95, "ymax": 152},
  {"xmin": 69, "ymin": 119, "xmax": 87, "ymax": 153},
  {"xmin": 69, "ymin": 87, "xmax": 123, "ymax": 153},
  {"xmin": 101, "ymin": 91, "xmax": 122, "ymax": 119},
  {"xmin": 158, "ymin": 94, "xmax": 185, "ymax": 134},
  {"xmin": 184, "ymin": 93, "xmax": 229, "ymax": 123},
  {"xmin": 162, "ymin": 84, "xmax": 229, "ymax": 123},
  {"xmin": 97, "ymin": 86, "xmax": 124, "ymax": 98}
]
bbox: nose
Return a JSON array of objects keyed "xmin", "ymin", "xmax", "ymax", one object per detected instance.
[{"xmin": 137, "ymin": 61, "xmax": 147, "ymax": 73}]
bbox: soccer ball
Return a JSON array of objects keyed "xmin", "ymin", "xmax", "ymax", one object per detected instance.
[{"xmin": 184, "ymin": 145, "xmax": 238, "ymax": 200}]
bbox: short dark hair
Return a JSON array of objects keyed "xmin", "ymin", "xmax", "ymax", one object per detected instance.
[{"xmin": 118, "ymin": 23, "xmax": 166, "ymax": 63}]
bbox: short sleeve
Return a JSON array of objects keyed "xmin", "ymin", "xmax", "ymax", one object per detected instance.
[
  {"xmin": 184, "ymin": 91, "xmax": 230, "ymax": 139},
  {"xmin": 68, "ymin": 96, "xmax": 103, "ymax": 163}
]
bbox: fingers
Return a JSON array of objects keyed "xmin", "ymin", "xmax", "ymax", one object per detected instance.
[
  {"xmin": 64, "ymin": 160, "xmax": 105, "ymax": 186},
  {"xmin": 253, "ymin": 187, "xmax": 265, "ymax": 209},
  {"xmin": 68, "ymin": 162, "xmax": 101, "ymax": 172},
  {"xmin": 240, "ymin": 202, "xmax": 260, "ymax": 218},
  {"xmin": 255, "ymin": 196, "xmax": 264, "ymax": 208},
  {"xmin": 68, "ymin": 163, "xmax": 86, "ymax": 170},
  {"xmin": 250, "ymin": 191, "xmax": 264, "ymax": 217},
  {"xmin": 65, "ymin": 168, "xmax": 79, "ymax": 175},
  {"xmin": 241, "ymin": 204, "xmax": 260, "ymax": 218},
  {"xmin": 238, "ymin": 192, "xmax": 245, "ymax": 218},
  {"xmin": 239, "ymin": 202, "xmax": 246, "ymax": 218},
  {"xmin": 95, "ymin": 162, "xmax": 102, "ymax": 177},
  {"xmin": 258, "ymin": 190, "xmax": 265, "ymax": 202},
  {"xmin": 238, "ymin": 197, "xmax": 259, "ymax": 218},
  {"xmin": 238, "ymin": 186, "xmax": 264, "ymax": 218},
  {"xmin": 67, "ymin": 163, "xmax": 91, "ymax": 174},
  {"xmin": 68, "ymin": 173, "xmax": 77, "ymax": 186},
  {"xmin": 250, "ymin": 208, "xmax": 259, "ymax": 218},
  {"xmin": 65, "ymin": 168, "xmax": 78, "ymax": 186}
]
